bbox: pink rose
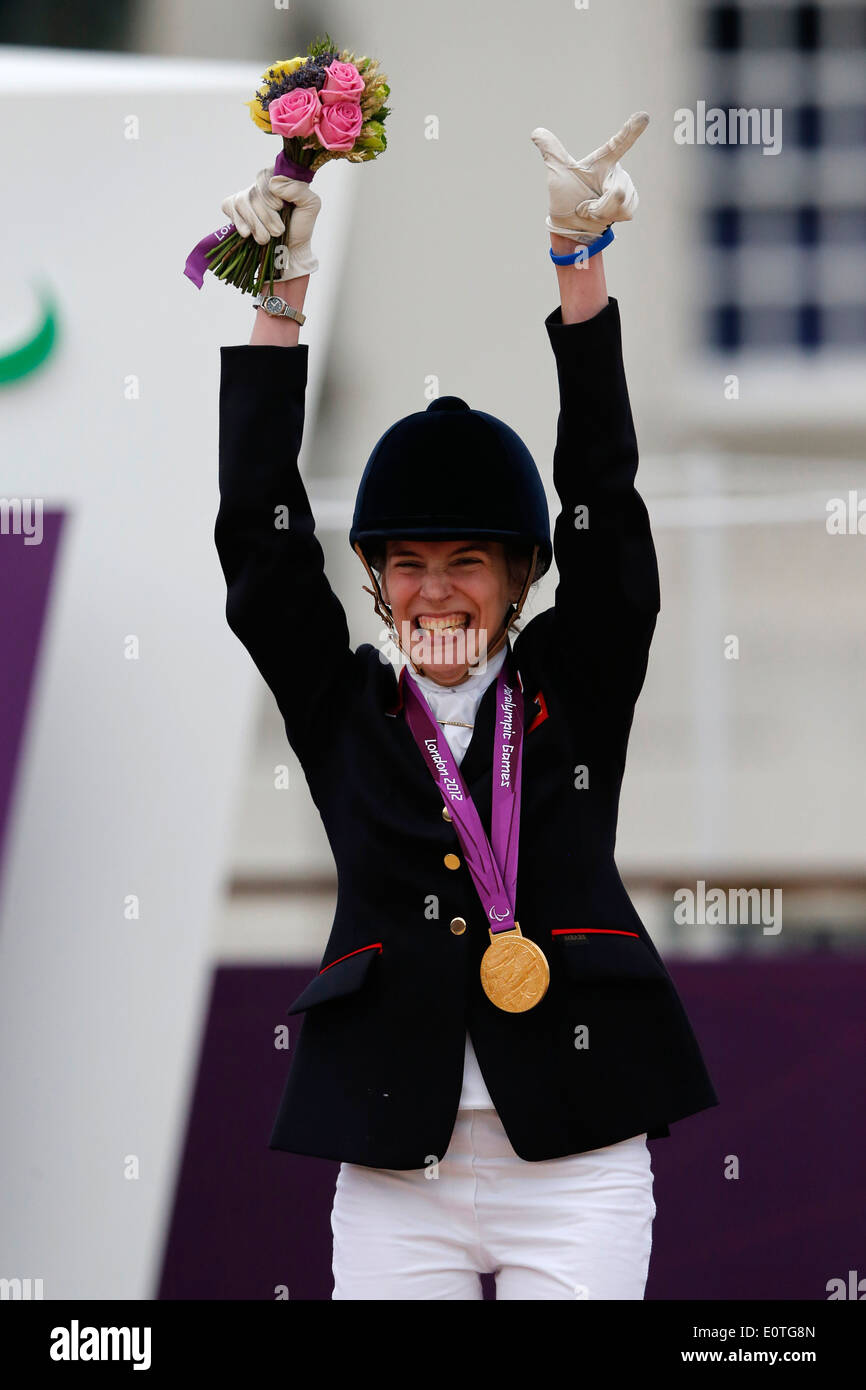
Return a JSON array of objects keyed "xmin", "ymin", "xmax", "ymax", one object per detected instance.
[
  {"xmin": 268, "ymin": 87, "xmax": 321, "ymax": 138},
  {"xmin": 315, "ymin": 99, "xmax": 364, "ymax": 151},
  {"xmin": 320, "ymin": 60, "xmax": 364, "ymax": 106}
]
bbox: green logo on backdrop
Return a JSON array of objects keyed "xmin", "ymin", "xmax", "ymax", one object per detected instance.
[{"xmin": 0, "ymin": 283, "xmax": 58, "ymax": 384}]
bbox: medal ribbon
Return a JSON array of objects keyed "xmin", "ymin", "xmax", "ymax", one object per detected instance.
[{"xmin": 402, "ymin": 654, "xmax": 524, "ymax": 935}]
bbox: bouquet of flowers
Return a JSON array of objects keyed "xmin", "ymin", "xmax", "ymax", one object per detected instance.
[{"xmin": 184, "ymin": 33, "xmax": 390, "ymax": 295}]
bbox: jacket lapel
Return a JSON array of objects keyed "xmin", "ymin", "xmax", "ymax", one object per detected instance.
[{"xmin": 384, "ymin": 646, "xmax": 541, "ymax": 791}]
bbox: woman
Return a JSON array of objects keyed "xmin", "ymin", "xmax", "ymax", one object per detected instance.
[{"xmin": 215, "ymin": 111, "xmax": 718, "ymax": 1300}]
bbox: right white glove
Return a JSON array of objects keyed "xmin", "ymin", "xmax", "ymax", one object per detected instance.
[
  {"xmin": 531, "ymin": 112, "xmax": 649, "ymax": 244},
  {"xmin": 220, "ymin": 167, "xmax": 322, "ymax": 278}
]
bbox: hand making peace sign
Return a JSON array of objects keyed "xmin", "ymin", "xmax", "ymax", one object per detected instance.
[{"xmin": 531, "ymin": 111, "xmax": 650, "ymax": 244}]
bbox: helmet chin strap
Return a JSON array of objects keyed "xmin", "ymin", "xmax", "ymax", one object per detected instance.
[{"xmin": 354, "ymin": 542, "xmax": 538, "ymax": 680}]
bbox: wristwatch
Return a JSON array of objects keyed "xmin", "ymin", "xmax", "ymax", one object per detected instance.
[{"xmin": 253, "ymin": 294, "xmax": 306, "ymax": 325}]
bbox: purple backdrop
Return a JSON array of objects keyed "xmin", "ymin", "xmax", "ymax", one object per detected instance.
[
  {"xmin": 158, "ymin": 954, "xmax": 866, "ymax": 1300},
  {"xmin": 0, "ymin": 511, "xmax": 65, "ymax": 895}
]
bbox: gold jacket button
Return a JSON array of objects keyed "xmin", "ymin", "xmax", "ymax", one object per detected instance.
[
  {"xmin": 450, "ymin": 917, "xmax": 467, "ymax": 935},
  {"xmin": 444, "ymin": 852, "xmax": 461, "ymax": 870},
  {"xmin": 442, "ymin": 806, "xmax": 452, "ymax": 822}
]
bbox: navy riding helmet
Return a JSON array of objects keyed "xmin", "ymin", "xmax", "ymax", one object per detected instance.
[{"xmin": 349, "ymin": 395, "xmax": 552, "ymax": 579}]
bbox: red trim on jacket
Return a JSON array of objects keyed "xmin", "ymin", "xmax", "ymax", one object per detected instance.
[
  {"xmin": 319, "ymin": 943, "xmax": 383, "ymax": 973},
  {"xmin": 551, "ymin": 928, "xmax": 640, "ymax": 938}
]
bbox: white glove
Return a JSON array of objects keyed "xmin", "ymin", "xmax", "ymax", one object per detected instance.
[
  {"xmin": 531, "ymin": 112, "xmax": 649, "ymax": 244},
  {"xmin": 220, "ymin": 167, "xmax": 322, "ymax": 278}
]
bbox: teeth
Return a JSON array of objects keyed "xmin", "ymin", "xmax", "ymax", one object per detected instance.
[{"xmin": 416, "ymin": 615, "xmax": 469, "ymax": 632}]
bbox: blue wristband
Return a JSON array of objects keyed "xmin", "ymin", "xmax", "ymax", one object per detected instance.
[{"xmin": 549, "ymin": 225, "xmax": 614, "ymax": 265}]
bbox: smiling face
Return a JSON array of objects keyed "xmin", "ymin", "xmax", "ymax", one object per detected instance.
[{"xmin": 378, "ymin": 538, "xmax": 524, "ymax": 686}]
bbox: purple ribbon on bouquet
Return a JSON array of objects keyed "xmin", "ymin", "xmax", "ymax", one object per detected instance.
[{"xmin": 183, "ymin": 150, "xmax": 314, "ymax": 288}]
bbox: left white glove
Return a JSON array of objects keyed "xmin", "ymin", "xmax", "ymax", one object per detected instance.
[
  {"xmin": 531, "ymin": 112, "xmax": 649, "ymax": 244},
  {"xmin": 220, "ymin": 167, "xmax": 322, "ymax": 278}
]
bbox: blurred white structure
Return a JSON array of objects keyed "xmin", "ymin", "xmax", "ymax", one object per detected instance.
[{"xmin": 0, "ymin": 45, "xmax": 355, "ymax": 1299}]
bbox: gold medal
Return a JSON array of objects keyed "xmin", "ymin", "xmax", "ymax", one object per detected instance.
[{"xmin": 480, "ymin": 922, "xmax": 550, "ymax": 1013}]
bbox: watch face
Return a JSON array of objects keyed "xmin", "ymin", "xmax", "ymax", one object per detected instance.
[{"xmin": 264, "ymin": 296, "xmax": 283, "ymax": 313}]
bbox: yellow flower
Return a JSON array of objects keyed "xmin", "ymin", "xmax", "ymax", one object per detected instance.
[
  {"xmin": 261, "ymin": 56, "xmax": 304, "ymax": 82},
  {"xmin": 245, "ymin": 56, "xmax": 305, "ymax": 132},
  {"xmin": 244, "ymin": 98, "xmax": 272, "ymax": 132}
]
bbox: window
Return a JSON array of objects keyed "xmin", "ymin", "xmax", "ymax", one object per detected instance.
[{"xmin": 701, "ymin": 2, "xmax": 866, "ymax": 352}]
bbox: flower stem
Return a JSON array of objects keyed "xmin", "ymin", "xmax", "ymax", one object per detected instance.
[
  {"xmin": 215, "ymin": 245, "xmax": 248, "ymax": 281},
  {"xmin": 251, "ymin": 243, "xmax": 268, "ymax": 298},
  {"xmin": 241, "ymin": 248, "xmax": 257, "ymax": 293},
  {"xmin": 264, "ymin": 241, "xmax": 275, "ymax": 298},
  {"xmin": 206, "ymin": 233, "xmax": 239, "ymax": 264}
]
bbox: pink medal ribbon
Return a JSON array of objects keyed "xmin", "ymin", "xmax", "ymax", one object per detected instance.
[
  {"xmin": 402, "ymin": 655, "xmax": 524, "ymax": 935},
  {"xmin": 402, "ymin": 653, "xmax": 550, "ymax": 1012}
]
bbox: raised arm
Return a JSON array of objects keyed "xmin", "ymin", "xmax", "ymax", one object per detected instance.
[
  {"xmin": 531, "ymin": 115, "xmax": 659, "ymax": 720},
  {"xmin": 543, "ymin": 285, "xmax": 660, "ymax": 719},
  {"xmin": 214, "ymin": 181, "xmax": 358, "ymax": 763}
]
